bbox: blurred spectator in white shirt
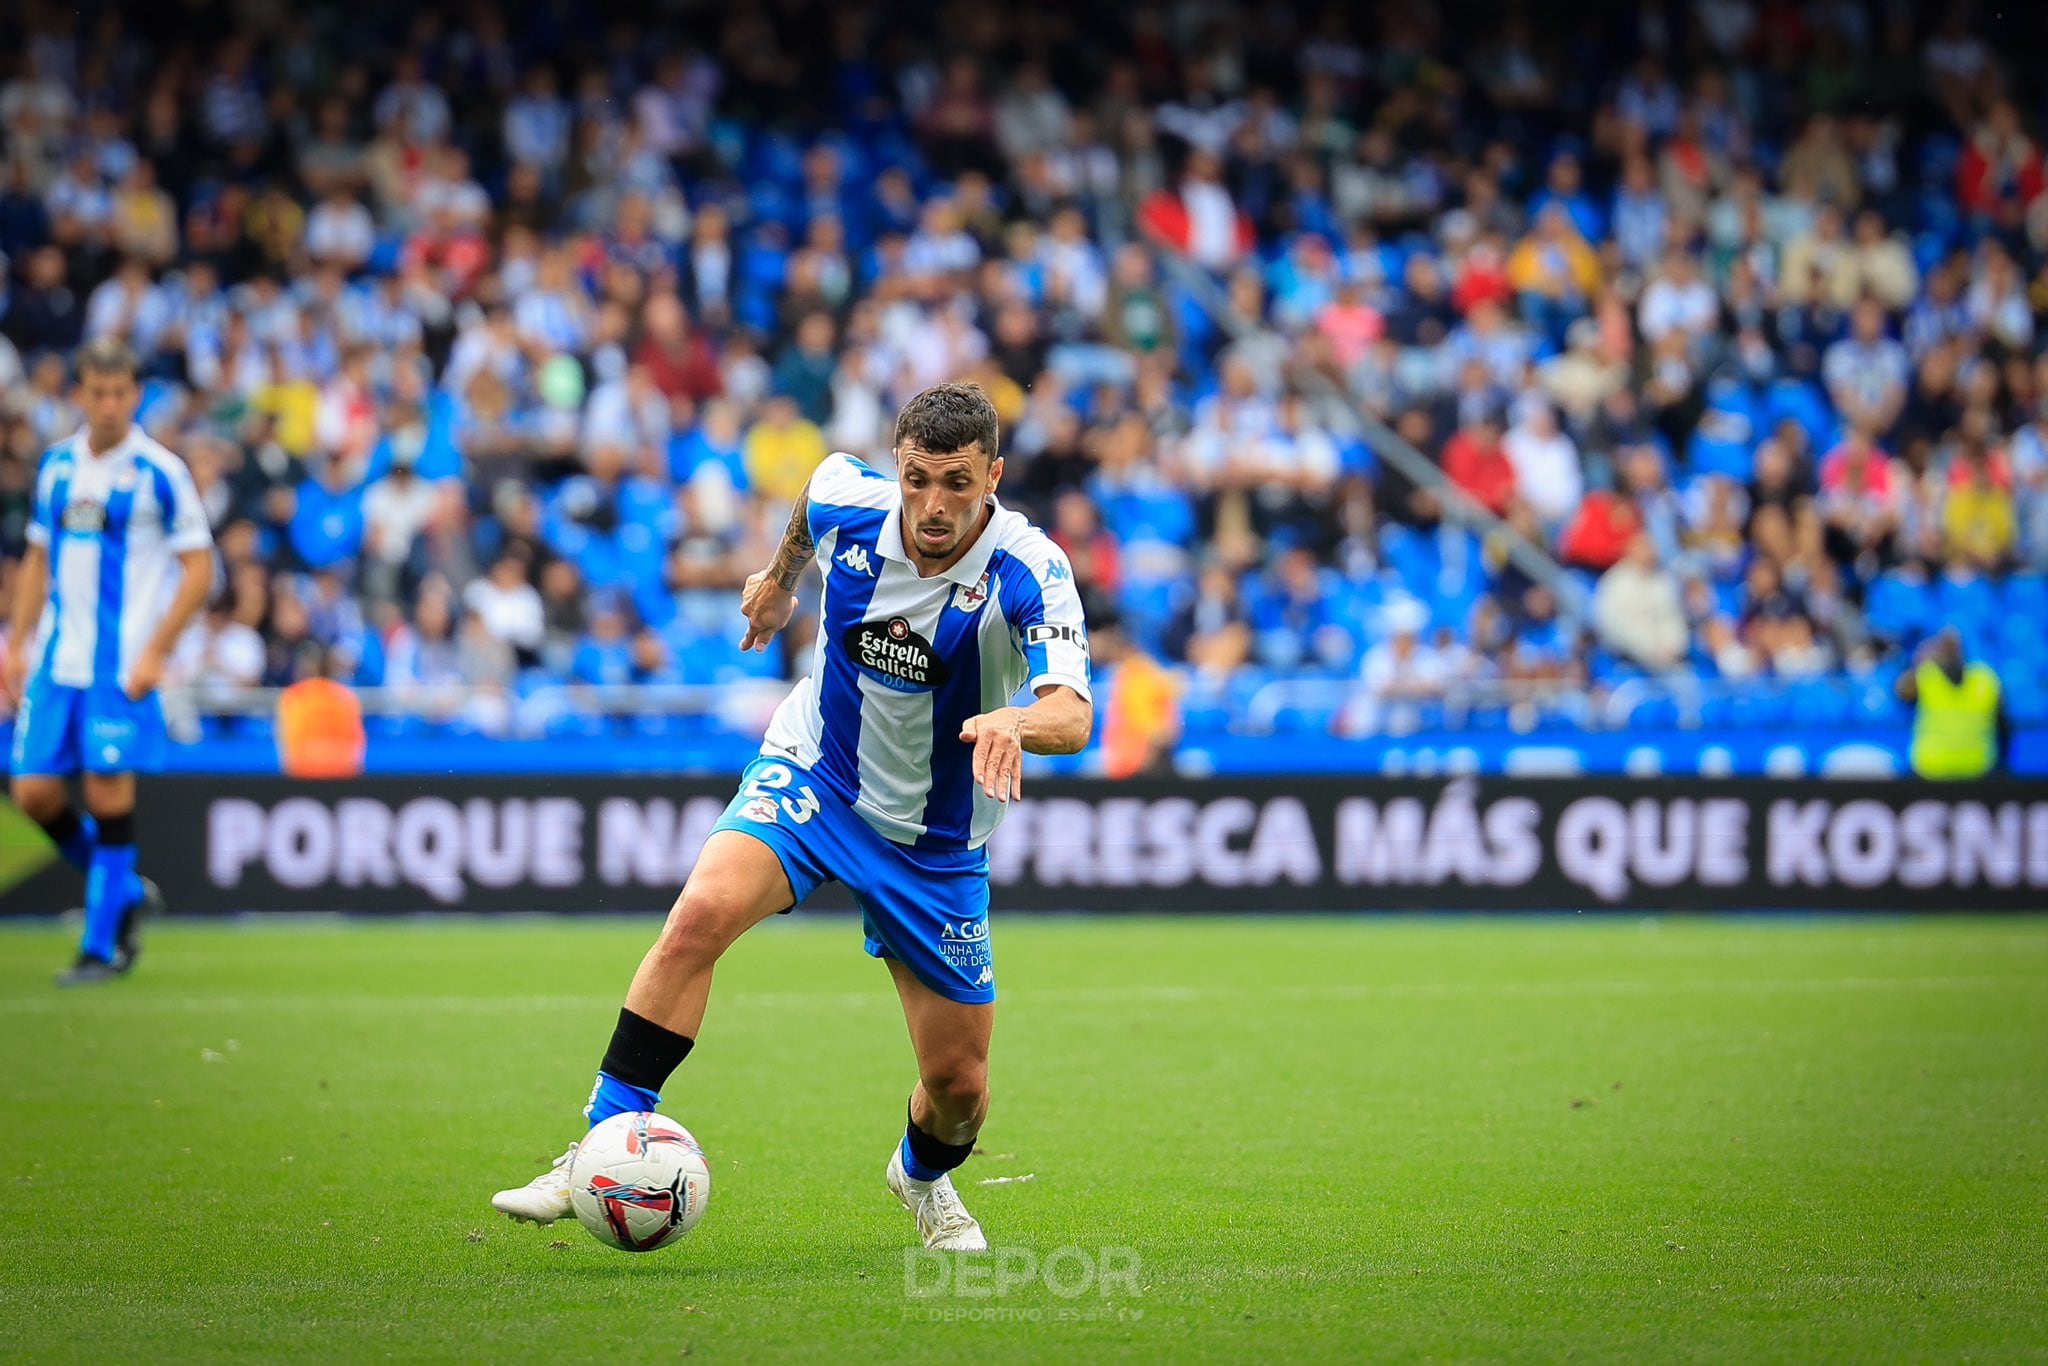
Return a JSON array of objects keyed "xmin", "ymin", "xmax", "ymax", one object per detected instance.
[{"xmin": 1502, "ymin": 397, "xmax": 1584, "ymax": 529}]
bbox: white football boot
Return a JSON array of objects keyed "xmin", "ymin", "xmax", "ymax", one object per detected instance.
[
  {"xmin": 887, "ymin": 1145, "xmax": 989, "ymax": 1251},
  {"xmin": 491, "ymin": 1143, "xmax": 578, "ymax": 1224}
]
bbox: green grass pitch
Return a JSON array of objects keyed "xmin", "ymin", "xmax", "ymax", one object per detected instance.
[{"xmin": 1, "ymin": 914, "xmax": 2044, "ymax": 1363}]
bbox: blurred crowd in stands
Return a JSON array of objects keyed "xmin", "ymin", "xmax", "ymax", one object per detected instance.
[{"xmin": 3, "ymin": 0, "xmax": 2048, "ymax": 744}]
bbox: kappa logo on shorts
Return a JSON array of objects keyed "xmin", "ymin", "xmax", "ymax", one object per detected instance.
[
  {"xmin": 844, "ymin": 617, "xmax": 949, "ymax": 692},
  {"xmin": 974, "ymin": 967, "xmax": 993, "ymax": 986}
]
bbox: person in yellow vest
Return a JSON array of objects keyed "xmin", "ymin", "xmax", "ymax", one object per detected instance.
[
  {"xmin": 276, "ymin": 648, "xmax": 367, "ymax": 779},
  {"xmin": 1896, "ymin": 629, "xmax": 2005, "ymax": 779}
]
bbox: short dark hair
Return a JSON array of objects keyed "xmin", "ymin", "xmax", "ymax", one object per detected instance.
[
  {"xmin": 893, "ymin": 382, "xmax": 1000, "ymax": 462},
  {"xmin": 75, "ymin": 336, "xmax": 139, "ymax": 380}
]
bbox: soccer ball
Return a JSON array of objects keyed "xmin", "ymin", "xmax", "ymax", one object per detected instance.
[{"xmin": 568, "ymin": 1111, "xmax": 712, "ymax": 1253}]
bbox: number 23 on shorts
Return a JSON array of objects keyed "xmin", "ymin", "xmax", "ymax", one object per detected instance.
[{"xmin": 742, "ymin": 762, "xmax": 820, "ymax": 825}]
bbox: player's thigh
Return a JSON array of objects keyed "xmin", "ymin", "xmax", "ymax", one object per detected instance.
[
  {"xmin": 8, "ymin": 773, "xmax": 70, "ymax": 823},
  {"xmin": 80, "ymin": 771, "xmax": 136, "ymax": 819},
  {"xmin": 664, "ymin": 829, "xmax": 800, "ymax": 949},
  {"xmin": 887, "ymin": 957, "xmax": 995, "ymax": 1095}
]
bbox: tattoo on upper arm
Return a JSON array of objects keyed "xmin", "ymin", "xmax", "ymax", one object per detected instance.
[{"xmin": 769, "ymin": 478, "xmax": 816, "ymax": 591}]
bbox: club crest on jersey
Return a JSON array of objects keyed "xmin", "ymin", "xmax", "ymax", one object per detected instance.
[
  {"xmin": 844, "ymin": 616, "xmax": 949, "ymax": 692},
  {"xmin": 738, "ymin": 796, "xmax": 779, "ymax": 824},
  {"xmin": 953, "ymin": 572, "xmax": 990, "ymax": 612},
  {"xmin": 61, "ymin": 501, "xmax": 107, "ymax": 533}
]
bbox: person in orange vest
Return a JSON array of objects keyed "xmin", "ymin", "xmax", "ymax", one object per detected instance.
[
  {"xmin": 1096, "ymin": 612, "xmax": 1182, "ymax": 780},
  {"xmin": 276, "ymin": 647, "xmax": 367, "ymax": 778}
]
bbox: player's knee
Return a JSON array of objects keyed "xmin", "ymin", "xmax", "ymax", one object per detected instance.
[
  {"xmin": 922, "ymin": 1061, "xmax": 989, "ymax": 1118},
  {"xmin": 10, "ymin": 781, "xmax": 64, "ymax": 824},
  {"xmin": 652, "ymin": 882, "xmax": 748, "ymax": 967}
]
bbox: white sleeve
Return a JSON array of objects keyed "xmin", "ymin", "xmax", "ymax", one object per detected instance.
[
  {"xmin": 1006, "ymin": 540, "xmax": 1092, "ymax": 701},
  {"xmin": 25, "ymin": 455, "xmax": 58, "ymax": 547},
  {"xmin": 805, "ymin": 451, "xmax": 898, "ymax": 539},
  {"xmin": 158, "ymin": 454, "xmax": 215, "ymax": 553}
]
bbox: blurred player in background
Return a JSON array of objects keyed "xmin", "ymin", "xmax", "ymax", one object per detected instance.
[
  {"xmin": 3, "ymin": 339, "xmax": 215, "ymax": 985},
  {"xmin": 493, "ymin": 382, "xmax": 1093, "ymax": 1250}
]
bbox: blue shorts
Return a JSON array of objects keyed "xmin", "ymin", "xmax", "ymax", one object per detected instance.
[
  {"xmin": 711, "ymin": 755, "xmax": 995, "ymax": 1004},
  {"xmin": 9, "ymin": 675, "xmax": 167, "ymax": 777}
]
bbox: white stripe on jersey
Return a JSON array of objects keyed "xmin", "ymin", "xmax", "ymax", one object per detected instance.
[
  {"xmin": 28, "ymin": 426, "xmax": 213, "ymax": 690},
  {"xmin": 851, "ymin": 554, "xmax": 947, "ymax": 841},
  {"xmin": 969, "ymin": 573, "xmax": 1023, "ymax": 848}
]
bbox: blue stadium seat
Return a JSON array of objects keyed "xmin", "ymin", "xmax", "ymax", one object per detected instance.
[
  {"xmin": 2007, "ymin": 676, "xmax": 2048, "ymax": 726},
  {"xmin": 1788, "ymin": 676, "xmax": 1851, "ymax": 726},
  {"xmin": 1380, "ymin": 523, "xmax": 1439, "ymax": 593},
  {"xmin": 1686, "ymin": 414, "xmax": 1756, "ymax": 479},
  {"xmin": 2005, "ymin": 572, "xmax": 2048, "ymax": 619},
  {"xmin": 1939, "ymin": 574, "xmax": 2001, "ymax": 634},
  {"xmin": 1864, "ymin": 572, "xmax": 1933, "ymax": 642},
  {"xmin": 1763, "ymin": 378, "xmax": 1834, "ymax": 450}
]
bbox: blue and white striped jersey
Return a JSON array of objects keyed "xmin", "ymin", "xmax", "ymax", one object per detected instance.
[
  {"xmin": 761, "ymin": 453, "xmax": 1092, "ymax": 851},
  {"xmin": 26, "ymin": 425, "xmax": 213, "ymax": 691}
]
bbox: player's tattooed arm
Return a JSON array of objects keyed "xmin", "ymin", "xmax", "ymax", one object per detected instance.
[
  {"xmin": 740, "ymin": 479, "xmax": 813, "ymax": 652},
  {"xmin": 767, "ymin": 478, "xmax": 815, "ymax": 590}
]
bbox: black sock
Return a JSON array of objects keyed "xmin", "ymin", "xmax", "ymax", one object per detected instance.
[
  {"xmin": 599, "ymin": 1007, "xmax": 696, "ymax": 1092},
  {"xmin": 901, "ymin": 1104, "xmax": 976, "ymax": 1181},
  {"xmin": 37, "ymin": 807, "xmax": 84, "ymax": 846}
]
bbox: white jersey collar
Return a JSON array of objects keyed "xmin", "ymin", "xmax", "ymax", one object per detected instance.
[
  {"xmin": 877, "ymin": 496, "xmax": 1007, "ymax": 587},
  {"xmin": 73, "ymin": 423, "xmax": 145, "ymax": 464}
]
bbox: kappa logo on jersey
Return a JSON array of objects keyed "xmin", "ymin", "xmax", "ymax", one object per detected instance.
[
  {"xmin": 844, "ymin": 616, "xmax": 950, "ymax": 692},
  {"xmin": 61, "ymin": 501, "xmax": 108, "ymax": 534},
  {"xmin": 1044, "ymin": 557, "xmax": 1073, "ymax": 583},
  {"xmin": 836, "ymin": 544, "xmax": 874, "ymax": 575},
  {"xmin": 953, "ymin": 572, "xmax": 990, "ymax": 612}
]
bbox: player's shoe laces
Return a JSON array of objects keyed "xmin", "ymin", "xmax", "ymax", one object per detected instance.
[
  {"xmin": 491, "ymin": 1143, "xmax": 578, "ymax": 1224},
  {"xmin": 887, "ymin": 1145, "xmax": 988, "ymax": 1251}
]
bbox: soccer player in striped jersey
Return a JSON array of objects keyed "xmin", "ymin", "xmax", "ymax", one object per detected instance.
[
  {"xmin": 3, "ymin": 339, "xmax": 214, "ymax": 985},
  {"xmin": 494, "ymin": 382, "xmax": 1094, "ymax": 1250}
]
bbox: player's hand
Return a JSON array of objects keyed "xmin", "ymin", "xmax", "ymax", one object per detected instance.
[
  {"xmin": 961, "ymin": 707, "xmax": 1026, "ymax": 803},
  {"xmin": 739, "ymin": 570, "xmax": 798, "ymax": 652},
  {"xmin": 124, "ymin": 645, "xmax": 167, "ymax": 701},
  {"xmin": 1, "ymin": 650, "xmax": 25, "ymax": 707}
]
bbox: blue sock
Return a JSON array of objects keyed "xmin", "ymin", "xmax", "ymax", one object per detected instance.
[
  {"xmin": 81, "ymin": 839, "xmax": 137, "ymax": 964},
  {"xmin": 899, "ymin": 1134, "xmax": 946, "ymax": 1183},
  {"xmin": 584, "ymin": 1070, "xmax": 661, "ymax": 1129}
]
